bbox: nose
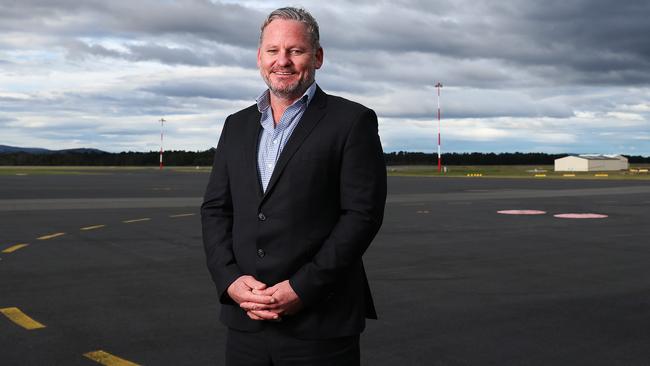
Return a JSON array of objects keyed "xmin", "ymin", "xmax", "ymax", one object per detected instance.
[{"xmin": 276, "ymin": 50, "xmax": 291, "ymax": 66}]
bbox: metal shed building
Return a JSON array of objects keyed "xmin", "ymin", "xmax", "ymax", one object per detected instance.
[{"xmin": 554, "ymin": 154, "xmax": 629, "ymax": 172}]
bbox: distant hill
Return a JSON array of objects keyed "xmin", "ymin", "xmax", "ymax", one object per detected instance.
[
  {"xmin": 0, "ymin": 145, "xmax": 107, "ymax": 154},
  {"xmin": 58, "ymin": 148, "xmax": 108, "ymax": 154},
  {"xmin": 0, "ymin": 145, "xmax": 52, "ymax": 154}
]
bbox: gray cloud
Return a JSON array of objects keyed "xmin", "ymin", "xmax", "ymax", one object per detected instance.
[
  {"xmin": 65, "ymin": 39, "xmax": 256, "ymax": 67},
  {"xmin": 98, "ymin": 128, "xmax": 157, "ymax": 136},
  {"xmin": 0, "ymin": 116, "xmax": 17, "ymax": 126},
  {"xmin": 4, "ymin": 0, "xmax": 648, "ymax": 86},
  {"xmin": 65, "ymin": 41, "xmax": 125, "ymax": 59},
  {"xmin": 315, "ymin": 0, "xmax": 650, "ymax": 86},
  {"xmin": 0, "ymin": 0, "xmax": 263, "ymax": 47},
  {"xmin": 67, "ymin": 41, "xmax": 210, "ymax": 66},
  {"xmin": 1, "ymin": 0, "xmax": 649, "ymax": 153},
  {"xmin": 141, "ymin": 79, "xmax": 262, "ymax": 101},
  {"xmin": 128, "ymin": 44, "xmax": 209, "ymax": 66}
]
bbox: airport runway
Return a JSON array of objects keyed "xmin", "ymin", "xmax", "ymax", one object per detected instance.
[{"xmin": 1, "ymin": 170, "xmax": 650, "ymax": 365}]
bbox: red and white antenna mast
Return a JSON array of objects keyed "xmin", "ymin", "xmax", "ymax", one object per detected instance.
[
  {"xmin": 435, "ymin": 82, "xmax": 443, "ymax": 172},
  {"xmin": 159, "ymin": 117, "xmax": 166, "ymax": 170}
]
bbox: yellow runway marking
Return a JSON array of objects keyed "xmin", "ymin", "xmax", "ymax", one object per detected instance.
[
  {"xmin": 169, "ymin": 213, "xmax": 195, "ymax": 218},
  {"xmin": 534, "ymin": 174, "xmax": 546, "ymax": 177},
  {"xmin": 563, "ymin": 174, "xmax": 576, "ymax": 177},
  {"xmin": 0, "ymin": 307, "xmax": 46, "ymax": 330},
  {"xmin": 2, "ymin": 243, "xmax": 29, "ymax": 253},
  {"xmin": 122, "ymin": 218, "xmax": 150, "ymax": 224},
  {"xmin": 81, "ymin": 225, "xmax": 106, "ymax": 231},
  {"xmin": 83, "ymin": 350, "xmax": 141, "ymax": 366},
  {"xmin": 37, "ymin": 232, "xmax": 65, "ymax": 240}
]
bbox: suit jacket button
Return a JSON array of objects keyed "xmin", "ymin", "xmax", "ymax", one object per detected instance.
[
  {"xmin": 257, "ymin": 249, "xmax": 265, "ymax": 258},
  {"xmin": 258, "ymin": 212, "xmax": 266, "ymax": 221}
]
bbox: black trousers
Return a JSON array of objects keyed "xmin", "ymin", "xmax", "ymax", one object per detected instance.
[{"xmin": 225, "ymin": 326, "xmax": 360, "ymax": 366}]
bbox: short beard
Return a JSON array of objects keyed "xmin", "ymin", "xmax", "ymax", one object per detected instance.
[{"xmin": 262, "ymin": 67, "xmax": 315, "ymax": 101}]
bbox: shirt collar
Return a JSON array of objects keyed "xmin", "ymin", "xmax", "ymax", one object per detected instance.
[{"xmin": 256, "ymin": 82, "xmax": 317, "ymax": 113}]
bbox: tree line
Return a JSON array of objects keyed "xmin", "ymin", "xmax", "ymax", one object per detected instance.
[
  {"xmin": 1, "ymin": 150, "xmax": 649, "ymax": 166},
  {"xmin": 0, "ymin": 150, "xmax": 216, "ymax": 166}
]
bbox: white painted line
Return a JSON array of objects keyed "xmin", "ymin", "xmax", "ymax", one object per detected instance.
[
  {"xmin": 37, "ymin": 232, "xmax": 65, "ymax": 240},
  {"xmin": 81, "ymin": 225, "xmax": 106, "ymax": 231},
  {"xmin": 0, "ymin": 307, "xmax": 46, "ymax": 330},
  {"xmin": 2, "ymin": 243, "xmax": 29, "ymax": 253},
  {"xmin": 498, "ymin": 210, "xmax": 546, "ymax": 215},
  {"xmin": 554, "ymin": 213, "xmax": 608, "ymax": 219},
  {"xmin": 83, "ymin": 350, "xmax": 141, "ymax": 366},
  {"xmin": 122, "ymin": 218, "xmax": 151, "ymax": 224}
]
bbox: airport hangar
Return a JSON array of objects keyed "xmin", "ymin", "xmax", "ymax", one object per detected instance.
[{"xmin": 554, "ymin": 154, "xmax": 629, "ymax": 172}]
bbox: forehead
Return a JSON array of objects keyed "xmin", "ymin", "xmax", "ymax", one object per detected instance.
[{"xmin": 260, "ymin": 19, "xmax": 311, "ymax": 46}]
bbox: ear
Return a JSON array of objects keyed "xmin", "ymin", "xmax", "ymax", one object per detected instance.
[{"xmin": 314, "ymin": 47, "xmax": 323, "ymax": 69}]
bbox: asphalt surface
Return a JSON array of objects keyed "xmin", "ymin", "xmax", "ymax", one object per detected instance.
[{"xmin": 1, "ymin": 171, "xmax": 650, "ymax": 365}]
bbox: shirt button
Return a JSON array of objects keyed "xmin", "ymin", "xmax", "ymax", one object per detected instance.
[
  {"xmin": 267, "ymin": 163, "xmax": 273, "ymax": 168},
  {"xmin": 273, "ymin": 139, "xmax": 278, "ymax": 144},
  {"xmin": 257, "ymin": 249, "xmax": 265, "ymax": 258},
  {"xmin": 258, "ymin": 212, "xmax": 266, "ymax": 221}
]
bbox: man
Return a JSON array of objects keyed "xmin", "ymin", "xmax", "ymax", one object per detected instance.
[{"xmin": 201, "ymin": 6, "xmax": 386, "ymax": 365}]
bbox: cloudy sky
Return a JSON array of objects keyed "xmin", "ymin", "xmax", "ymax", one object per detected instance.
[{"xmin": 1, "ymin": 0, "xmax": 649, "ymax": 154}]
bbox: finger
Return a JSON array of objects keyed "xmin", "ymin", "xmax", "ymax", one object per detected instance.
[
  {"xmin": 247, "ymin": 311, "xmax": 264, "ymax": 321},
  {"xmin": 249, "ymin": 309, "xmax": 280, "ymax": 320},
  {"xmin": 242, "ymin": 293, "xmax": 277, "ymax": 304},
  {"xmin": 240, "ymin": 302, "xmax": 274, "ymax": 311}
]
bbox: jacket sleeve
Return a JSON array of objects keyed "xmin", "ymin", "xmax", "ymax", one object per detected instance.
[
  {"xmin": 201, "ymin": 116, "xmax": 242, "ymax": 304},
  {"xmin": 289, "ymin": 108, "xmax": 387, "ymax": 307}
]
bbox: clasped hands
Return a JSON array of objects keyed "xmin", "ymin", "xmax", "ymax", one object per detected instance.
[{"xmin": 227, "ymin": 275, "xmax": 302, "ymax": 321}]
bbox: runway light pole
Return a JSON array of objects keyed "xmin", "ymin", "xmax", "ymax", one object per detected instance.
[
  {"xmin": 435, "ymin": 82, "xmax": 443, "ymax": 172},
  {"xmin": 159, "ymin": 118, "xmax": 166, "ymax": 170}
]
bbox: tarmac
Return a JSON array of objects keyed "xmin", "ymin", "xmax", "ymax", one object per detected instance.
[{"xmin": 1, "ymin": 170, "xmax": 650, "ymax": 365}]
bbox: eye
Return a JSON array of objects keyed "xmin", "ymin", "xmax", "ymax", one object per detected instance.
[
  {"xmin": 289, "ymin": 49, "xmax": 304, "ymax": 55},
  {"xmin": 266, "ymin": 49, "xmax": 278, "ymax": 55}
]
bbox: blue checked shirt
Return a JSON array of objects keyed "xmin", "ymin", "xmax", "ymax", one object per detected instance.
[{"xmin": 256, "ymin": 82, "xmax": 317, "ymax": 192}]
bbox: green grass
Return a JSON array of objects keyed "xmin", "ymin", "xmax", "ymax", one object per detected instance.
[
  {"xmin": 387, "ymin": 165, "xmax": 650, "ymax": 180},
  {"xmin": 2, "ymin": 165, "xmax": 649, "ymax": 180}
]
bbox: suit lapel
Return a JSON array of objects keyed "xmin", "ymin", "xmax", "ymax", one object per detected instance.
[
  {"xmin": 261, "ymin": 87, "xmax": 328, "ymax": 202},
  {"xmin": 244, "ymin": 109, "xmax": 263, "ymax": 198}
]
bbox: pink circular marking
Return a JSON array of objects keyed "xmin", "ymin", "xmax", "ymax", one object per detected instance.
[
  {"xmin": 497, "ymin": 210, "xmax": 547, "ymax": 215},
  {"xmin": 554, "ymin": 213, "xmax": 608, "ymax": 219}
]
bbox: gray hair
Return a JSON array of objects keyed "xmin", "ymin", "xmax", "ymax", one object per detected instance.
[{"xmin": 260, "ymin": 7, "xmax": 320, "ymax": 50}]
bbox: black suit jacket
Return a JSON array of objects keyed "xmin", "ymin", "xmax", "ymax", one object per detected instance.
[{"xmin": 201, "ymin": 86, "xmax": 387, "ymax": 339}]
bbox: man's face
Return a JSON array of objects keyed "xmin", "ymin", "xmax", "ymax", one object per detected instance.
[{"xmin": 258, "ymin": 19, "xmax": 323, "ymax": 101}]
